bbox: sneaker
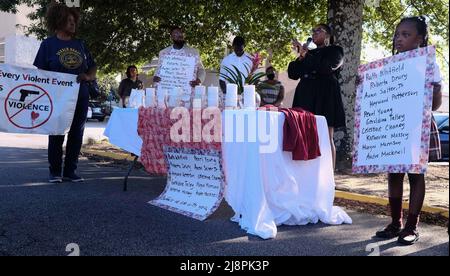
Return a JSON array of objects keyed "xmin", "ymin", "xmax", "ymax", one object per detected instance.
[
  {"xmin": 63, "ymin": 172, "xmax": 84, "ymax": 183},
  {"xmin": 398, "ymin": 229, "xmax": 420, "ymax": 245},
  {"xmin": 49, "ymin": 173, "xmax": 63, "ymax": 183},
  {"xmin": 375, "ymin": 223, "xmax": 402, "ymax": 239}
]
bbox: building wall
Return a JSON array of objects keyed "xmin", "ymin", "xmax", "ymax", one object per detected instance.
[
  {"xmin": 0, "ymin": 5, "xmax": 39, "ymax": 67},
  {"xmin": 0, "ymin": 11, "xmax": 19, "ymax": 38},
  {"xmin": 5, "ymin": 35, "xmax": 41, "ymax": 67}
]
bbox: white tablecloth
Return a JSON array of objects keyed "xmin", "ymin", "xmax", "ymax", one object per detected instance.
[
  {"xmin": 104, "ymin": 108, "xmax": 352, "ymax": 239},
  {"xmin": 104, "ymin": 108, "xmax": 142, "ymax": 156},
  {"xmin": 222, "ymin": 110, "xmax": 351, "ymax": 239}
]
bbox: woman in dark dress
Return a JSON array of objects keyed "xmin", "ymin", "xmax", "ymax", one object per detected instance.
[{"xmin": 288, "ymin": 24, "xmax": 346, "ymax": 169}]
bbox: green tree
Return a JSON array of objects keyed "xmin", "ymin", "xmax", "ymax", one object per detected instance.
[{"xmin": 2, "ymin": 0, "xmax": 448, "ymax": 169}]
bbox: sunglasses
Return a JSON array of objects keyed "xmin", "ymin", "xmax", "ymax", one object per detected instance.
[{"xmin": 312, "ymin": 28, "xmax": 326, "ymax": 35}]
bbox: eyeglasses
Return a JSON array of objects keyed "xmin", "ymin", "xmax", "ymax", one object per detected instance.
[{"xmin": 311, "ymin": 28, "xmax": 326, "ymax": 35}]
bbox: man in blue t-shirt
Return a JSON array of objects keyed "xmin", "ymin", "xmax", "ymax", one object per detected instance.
[{"xmin": 33, "ymin": 3, "xmax": 97, "ymax": 183}]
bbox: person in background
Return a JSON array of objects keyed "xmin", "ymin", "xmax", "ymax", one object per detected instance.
[
  {"xmin": 219, "ymin": 36, "xmax": 253, "ymax": 94},
  {"xmin": 153, "ymin": 26, "xmax": 205, "ymax": 106},
  {"xmin": 33, "ymin": 2, "xmax": 97, "ymax": 183},
  {"xmin": 118, "ymin": 65, "xmax": 143, "ymax": 108},
  {"xmin": 258, "ymin": 66, "xmax": 285, "ymax": 107},
  {"xmin": 375, "ymin": 16, "xmax": 442, "ymax": 246}
]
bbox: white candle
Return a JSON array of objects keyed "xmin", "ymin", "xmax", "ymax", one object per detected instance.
[
  {"xmin": 192, "ymin": 98, "xmax": 202, "ymax": 109},
  {"xmin": 194, "ymin": 85, "xmax": 205, "ymax": 109},
  {"xmin": 156, "ymin": 88, "xmax": 167, "ymax": 108},
  {"xmin": 207, "ymin": 86, "xmax": 219, "ymax": 107},
  {"xmin": 168, "ymin": 87, "xmax": 181, "ymax": 108},
  {"xmin": 243, "ymin": 85, "xmax": 256, "ymax": 109},
  {"xmin": 145, "ymin": 88, "xmax": 156, "ymax": 108},
  {"xmin": 139, "ymin": 89, "xmax": 146, "ymax": 107},
  {"xmin": 195, "ymin": 85, "xmax": 206, "ymax": 98},
  {"xmin": 129, "ymin": 89, "xmax": 137, "ymax": 108},
  {"xmin": 225, "ymin": 84, "xmax": 238, "ymax": 108}
]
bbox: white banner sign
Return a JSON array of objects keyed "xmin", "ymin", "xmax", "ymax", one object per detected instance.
[
  {"xmin": 353, "ymin": 46, "xmax": 436, "ymax": 174},
  {"xmin": 0, "ymin": 63, "xmax": 80, "ymax": 135},
  {"xmin": 156, "ymin": 52, "xmax": 196, "ymax": 103},
  {"xmin": 150, "ymin": 146, "xmax": 225, "ymax": 221}
]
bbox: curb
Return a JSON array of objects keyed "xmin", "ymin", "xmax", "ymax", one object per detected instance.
[
  {"xmin": 81, "ymin": 149, "xmax": 137, "ymax": 162},
  {"xmin": 81, "ymin": 148, "xmax": 449, "ymax": 219},
  {"xmin": 335, "ymin": 191, "xmax": 449, "ymax": 218}
]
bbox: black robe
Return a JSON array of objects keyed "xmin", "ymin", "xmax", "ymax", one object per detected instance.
[{"xmin": 288, "ymin": 45, "xmax": 346, "ymax": 128}]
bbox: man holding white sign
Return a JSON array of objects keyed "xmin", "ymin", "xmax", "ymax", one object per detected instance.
[{"xmin": 153, "ymin": 27, "xmax": 206, "ymax": 108}]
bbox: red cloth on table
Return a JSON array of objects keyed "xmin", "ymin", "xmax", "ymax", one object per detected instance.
[
  {"xmin": 137, "ymin": 107, "xmax": 222, "ymax": 175},
  {"xmin": 260, "ymin": 105, "xmax": 321, "ymax": 161}
]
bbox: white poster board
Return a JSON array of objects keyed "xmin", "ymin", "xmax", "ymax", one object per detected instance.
[
  {"xmin": 156, "ymin": 51, "xmax": 197, "ymax": 105},
  {"xmin": 0, "ymin": 63, "xmax": 80, "ymax": 135},
  {"xmin": 150, "ymin": 146, "xmax": 225, "ymax": 221},
  {"xmin": 353, "ymin": 46, "xmax": 436, "ymax": 174}
]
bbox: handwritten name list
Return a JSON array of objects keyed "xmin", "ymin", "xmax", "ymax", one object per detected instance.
[
  {"xmin": 355, "ymin": 55, "xmax": 428, "ymax": 168},
  {"xmin": 150, "ymin": 147, "xmax": 224, "ymax": 221},
  {"xmin": 158, "ymin": 54, "xmax": 196, "ymax": 102}
]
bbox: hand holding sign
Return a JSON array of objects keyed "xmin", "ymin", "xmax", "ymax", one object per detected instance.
[{"xmin": 353, "ymin": 46, "xmax": 436, "ymax": 174}]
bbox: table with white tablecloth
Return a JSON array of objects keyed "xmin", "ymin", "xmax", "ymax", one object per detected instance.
[{"xmin": 104, "ymin": 108, "xmax": 352, "ymax": 239}]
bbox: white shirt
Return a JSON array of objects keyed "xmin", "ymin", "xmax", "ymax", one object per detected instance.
[
  {"xmin": 220, "ymin": 52, "xmax": 253, "ymax": 84},
  {"xmin": 433, "ymin": 60, "xmax": 442, "ymax": 84}
]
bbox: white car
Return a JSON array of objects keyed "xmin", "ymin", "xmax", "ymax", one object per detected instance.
[{"xmin": 87, "ymin": 106, "xmax": 93, "ymax": 120}]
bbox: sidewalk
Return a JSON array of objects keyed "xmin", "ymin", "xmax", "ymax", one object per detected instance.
[
  {"xmin": 335, "ymin": 163, "xmax": 449, "ymax": 210},
  {"xmin": 83, "ymin": 142, "xmax": 449, "ymax": 216},
  {"xmin": 0, "ymin": 146, "xmax": 448, "ymax": 256},
  {"xmin": 0, "ymin": 119, "xmax": 108, "ymax": 149}
]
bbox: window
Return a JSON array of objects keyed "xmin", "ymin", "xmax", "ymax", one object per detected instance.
[{"xmin": 0, "ymin": 39, "xmax": 5, "ymax": 64}]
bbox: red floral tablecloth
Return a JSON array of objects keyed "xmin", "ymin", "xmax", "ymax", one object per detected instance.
[{"xmin": 138, "ymin": 107, "xmax": 222, "ymax": 174}]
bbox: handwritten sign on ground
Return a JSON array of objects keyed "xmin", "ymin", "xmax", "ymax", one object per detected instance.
[
  {"xmin": 157, "ymin": 52, "xmax": 196, "ymax": 104},
  {"xmin": 0, "ymin": 63, "xmax": 79, "ymax": 135},
  {"xmin": 353, "ymin": 46, "xmax": 436, "ymax": 174},
  {"xmin": 150, "ymin": 146, "xmax": 225, "ymax": 221}
]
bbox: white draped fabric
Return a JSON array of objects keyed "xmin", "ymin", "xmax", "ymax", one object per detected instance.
[
  {"xmin": 222, "ymin": 110, "xmax": 352, "ymax": 239},
  {"xmin": 104, "ymin": 108, "xmax": 142, "ymax": 156},
  {"xmin": 104, "ymin": 108, "xmax": 352, "ymax": 239}
]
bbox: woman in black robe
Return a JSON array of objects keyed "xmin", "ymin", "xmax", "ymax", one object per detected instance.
[{"xmin": 288, "ymin": 24, "xmax": 346, "ymax": 169}]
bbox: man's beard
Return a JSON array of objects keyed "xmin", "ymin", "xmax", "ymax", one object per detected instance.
[{"xmin": 173, "ymin": 40, "xmax": 185, "ymax": 49}]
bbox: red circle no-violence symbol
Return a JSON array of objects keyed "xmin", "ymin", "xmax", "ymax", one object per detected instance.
[{"xmin": 4, "ymin": 84, "xmax": 54, "ymax": 129}]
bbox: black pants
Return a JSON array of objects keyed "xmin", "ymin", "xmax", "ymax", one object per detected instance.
[{"xmin": 48, "ymin": 99, "xmax": 88, "ymax": 176}]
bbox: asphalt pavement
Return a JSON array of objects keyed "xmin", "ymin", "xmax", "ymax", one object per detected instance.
[{"xmin": 0, "ymin": 146, "xmax": 448, "ymax": 256}]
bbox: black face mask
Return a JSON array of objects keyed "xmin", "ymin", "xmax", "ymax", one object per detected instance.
[
  {"xmin": 267, "ymin": 73, "xmax": 275, "ymax": 80},
  {"xmin": 173, "ymin": 40, "xmax": 185, "ymax": 49}
]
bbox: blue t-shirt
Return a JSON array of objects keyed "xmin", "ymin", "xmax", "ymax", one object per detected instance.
[{"xmin": 33, "ymin": 36, "xmax": 96, "ymax": 100}]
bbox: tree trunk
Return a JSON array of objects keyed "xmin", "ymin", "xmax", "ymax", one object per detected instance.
[{"xmin": 327, "ymin": 0, "xmax": 364, "ymax": 171}]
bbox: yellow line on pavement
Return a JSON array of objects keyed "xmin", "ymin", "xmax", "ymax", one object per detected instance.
[{"xmin": 335, "ymin": 191, "xmax": 449, "ymax": 218}]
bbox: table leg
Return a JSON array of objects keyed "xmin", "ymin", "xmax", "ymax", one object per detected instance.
[{"xmin": 124, "ymin": 155, "xmax": 139, "ymax": 192}]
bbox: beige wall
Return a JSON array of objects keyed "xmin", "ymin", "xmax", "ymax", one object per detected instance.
[
  {"xmin": 0, "ymin": 5, "xmax": 34, "ymax": 38},
  {"xmin": 0, "ymin": 5, "xmax": 39, "ymax": 66},
  {"xmin": 0, "ymin": 12, "xmax": 18, "ymax": 38}
]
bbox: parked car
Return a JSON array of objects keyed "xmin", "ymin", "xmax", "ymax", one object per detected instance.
[
  {"xmin": 434, "ymin": 112, "xmax": 449, "ymax": 161},
  {"xmin": 87, "ymin": 101, "xmax": 107, "ymax": 122},
  {"xmin": 87, "ymin": 106, "xmax": 93, "ymax": 120}
]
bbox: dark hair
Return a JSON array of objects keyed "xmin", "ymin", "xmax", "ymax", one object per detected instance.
[
  {"xmin": 126, "ymin": 65, "xmax": 138, "ymax": 79},
  {"xmin": 317, "ymin": 23, "xmax": 335, "ymax": 45},
  {"xmin": 266, "ymin": 66, "xmax": 275, "ymax": 72},
  {"xmin": 392, "ymin": 16, "xmax": 429, "ymax": 55},
  {"xmin": 170, "ymin": 26, "xmax": 183, "ymax": 34},
  {"xmin": 45, "ymin": 2, "xmax": 80, "ymax": 34},
  {"xmin": 232, "ymin": 36, "xmax": 245, "ymax": 47}
]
